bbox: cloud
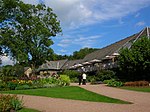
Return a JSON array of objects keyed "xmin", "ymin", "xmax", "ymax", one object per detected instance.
[
  {"xmin": 21, "ymin": 0, "xmax": 150, "ymax": 55},
  {"xmin": 57, "ymin": 38, "xmax": 72, "ymax": 47},
  {"xmin": 59, "ymin": 49, "xmax": 67, "ymax": 53},
  {"xmin": 57, "ymin": 34, "xmax": 102, "ymax": 49},
  {"xmin": 22, "ymin": 0, "xmax": 150, "ymax": 30},
  {"xmin": 135, "ymin": 21, "xmax": 146, "ymax": 26},
  {"xmin": 1, "ymin": 56, "xmax": 14, "ymax": 66},
  {"xmin": 21, "ymin": 0, "xmax": 38, "ymax": 5}
]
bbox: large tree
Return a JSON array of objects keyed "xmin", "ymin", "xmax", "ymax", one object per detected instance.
[
  {"xmin": 0, "ymin": 0, "xmax": 61, "ymax": 68},
  {"xmin": 118, "ymin": 37, "xmax": 150, "ymax": 81}
]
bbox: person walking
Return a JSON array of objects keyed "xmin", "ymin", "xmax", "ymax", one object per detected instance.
[
  {"xmin": 82, "ymin": 72, "xmax": 87, "ymax": 85},
  {"xmin": 78, "ymin": 74, "xmax": 82, "ymax": 85}
]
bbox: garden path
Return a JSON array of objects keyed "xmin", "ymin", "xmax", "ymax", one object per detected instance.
[{"xmin": 19, "ymin": 83, "xmax": 150, "ymax": 112}]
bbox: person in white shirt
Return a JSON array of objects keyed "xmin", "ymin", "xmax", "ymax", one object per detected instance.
[{"xmin": 82, "ymin": 73, "xmax": 87, "ymax": 85}]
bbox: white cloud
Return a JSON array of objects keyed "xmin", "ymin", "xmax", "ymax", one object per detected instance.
[
  {"xmin": 21, "ymin": 0, "xmax": 38, "ymax": 5},
  {"xmin": 1, "ymin": 56, "xmax": 14, "ymax": 66},
  {"xmin": 57, "ymin": 43, "xmax": 69, "ymax": 47},
  {"xmin": 59, "ymin": 49, "xmax": 67, "ymax": 53},
  {"xmin": 57, "ymin": 39, "xmax": 72, "ymax": 47},
  {"xmin": 22, "ymin": 0, "xmax": 150, "ymax": 30},
  {"xmin": 135, "ymin": 21, "xmax": 146, "ymax": 26},
  {"xmin": 57, "ymin": 34, "xmax": 101, "ymax": 49}
]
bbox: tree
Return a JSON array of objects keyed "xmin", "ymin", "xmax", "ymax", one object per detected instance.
[
  {"xmin": 65, "ymin": 47, "xmax": 98, "ymax": 60},
  {"xmin": 0, "ymin": 65, "xmax": 15, "ymax": 77},
  {"xmin": 0, "ymin": 0, "xmax": 61, "ymax": 68},
  {"xmin": 118, "ymin": 37, "xmax": 150, "ymax": 81},
  {"xmin": 72, "ymin": 48, "xmax": 98, "ymax": 59},
  {"xmin": 47, "ymin": 48, "xmax": 98, "ymax": 61}
]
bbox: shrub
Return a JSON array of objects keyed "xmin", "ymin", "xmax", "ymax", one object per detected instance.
[
  {"xmin": 36, "ymin": 77, "xmax": 60, "ymax": 85},
  {"xmin": 0, "ymin": 81, "xmax": 9, "ymax": 91},
  {"xmin": 0, "ymin": 94, "xmax": 23, "ymax": 112},
  {"xmin": 103, "ymin": 80, "xmax": 110, "ymax": 84},
  {"xmin": 7, "ymin": 81, "xmax": 18, "ymax": 90},
  {"xmin": 124, "ymin": 81, "xmax": 149, "ymax": 87},
  {"xmin": 33, "ymin": 75, "xmax": 71, "ymax": 87},
  {"xmin": 2, "ymin": 76, "xmax": 17, "ymax": 82},
  {"xmin": 90, "ymin": 77, "xmax": 97, "ymax": 85},
  {"xmin": 105, "ymin": 79, "xmax": 124, "ymax": 87},
  {"xmin": 62, "ymin": 70, "xmax": 79, "ymax": 82},
  {"xmin": 60, "ymin": 75, "xmax": 70, "ymax": 86},
  {"xmin": 96, "ymin": 70, "xmax": 117, "ymax": 81},
  {"xmin": 11, "ymin": 96, "xmax": 23, "ymax": 111}
]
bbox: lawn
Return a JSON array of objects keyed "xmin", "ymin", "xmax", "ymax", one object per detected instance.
[
  {"xmin": 1, "ymin": 86, "xmax": 130, "ymax": 104},
  {"xmin": 18, "ymin": 108, "xmax": 40, "ymax": 112},
  {"xmin": 120, "ymin": 87, "xmax": 150, "ymax": 92}
]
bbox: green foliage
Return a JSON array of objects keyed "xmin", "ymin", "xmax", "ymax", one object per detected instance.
[
  {"xmin": 0, "ymin": 81, "xmax": 8, "ymax": 91},
  {"xmin": 31, "ymin": 76, "xmax": 70, "ymax": 88},
  {"xmin": 96, "ymin": 70, "xmax": 117, "ymax": 81},
  {"xmin": 0, "ymin": 76, "xmax": 70, "ymax": 91},
  {"xmin": 0, "ymin": 64, "xmax": 25, "ymax": 81},
  {"xmin": 13, "ymin": 64, "xmax": 25, "ymax": 77},
  {"xmin": 0, "ymin": 0, "xmax": 61, "ymax": 68},
  {"xmin": 7, "ymin": 81, "xmax": 18, "ymax": 90},
  {"xmin": 50, "ymin": 47, "xmax": 98, "ymax": 61},
  {"xmin": 15, "ymin": 85, "xmax": 30, "ymax": 90},
  {"xmin": 35, "ymin": 77, "xmax": 61, "ymax": 87},
  {"xmin": 0, "ymin": 65, "xmax": 15, "ymax": 77},
  {"xmin": 118, "ymin": 37, "xmax": 150, "ymax": 81},
  {"xmin": 104, "ymin": 79, "xmax": 124, "ymax": 87},
  {"xmin": 73, "ymin": 48, "xmax": 97, "ymax": 59},
  {"xmin": 5, "ymin": 79, "xmax": 32, "ymax": 90},
  {"xmin": 62, "ymin": 70, "xmax": 79, "ymax": 82},
  {"xmin": 0, "ymin": 94, "xmax": 23, "ymax": 112},
  {"xmin": 11, "ymin": 96, "xmax": 23, "ymax": 111},
  {"xmin": 90, "ymin": 76, "xmax": 98, "ymax": 85},
  {"xmin": 70, "ymin": 47, "xmax": 98, "ymax": 60},
  {"xmin": 60, "ymin": 75, "xmax": 70, "ymax": 86}
]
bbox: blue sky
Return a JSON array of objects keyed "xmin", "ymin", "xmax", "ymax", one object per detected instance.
[
  {"xmin": 1, "ymin": 0, "xmax": 150, "ymax": 65},
  {"xmin": 42, "ymin": 0, "xmax": 150, "ymax": 55}
]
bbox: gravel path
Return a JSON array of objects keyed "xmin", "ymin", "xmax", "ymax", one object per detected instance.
[{"xmin": 18, "ymin": 83, "xmax": 150, "ymax": 112}]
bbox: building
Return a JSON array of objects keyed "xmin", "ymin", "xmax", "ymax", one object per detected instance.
[
  {"xmin": 37, "ymin": 59, "xmax": 68, "ymax": 76},
  {"xmin": 38, "ymin": 27, "xmax": 150, "ymax": 73}
]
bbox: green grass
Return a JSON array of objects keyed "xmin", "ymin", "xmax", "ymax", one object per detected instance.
[
  {"xmin": 120, "ymin": 87, "xmax": 150, "ymax": 92},
  {"xmin": 18, "ymin": 108, "xmax": 40, "ymax": 112},
  {"xmin": 1, "ymin": 86, "xmax": 130, "ymax": 104}
]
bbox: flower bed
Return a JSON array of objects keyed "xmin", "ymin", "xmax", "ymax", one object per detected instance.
[{"xmin": 0, "ymin": 75, "xmax": 70, "ymax": 91}]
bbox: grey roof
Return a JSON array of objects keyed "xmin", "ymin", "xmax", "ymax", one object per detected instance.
[
  {"xmin": 62, "ymin": 59, "xmax": 83, "ymax": 69},
  {"xmin": 38, "ymin": 59, "xmax": 68, "ymax": 71},
  {"xmin": 83, "ymin": 27, "xmax": 150, "ymax": 62}
]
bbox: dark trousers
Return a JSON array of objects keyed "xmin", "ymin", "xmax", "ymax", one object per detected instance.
[
  {"xmin": 82, "ymin": 79, "xmax": 86, "ymax": 85},
  {"xmin": 79, "ymin": 79, "xmax": 82, "ymax": 85}
]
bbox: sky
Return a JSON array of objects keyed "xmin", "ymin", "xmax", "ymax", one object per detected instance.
[{"xmin": 1, "ymin": 0, "xmax": 150, "ymax": 66}]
